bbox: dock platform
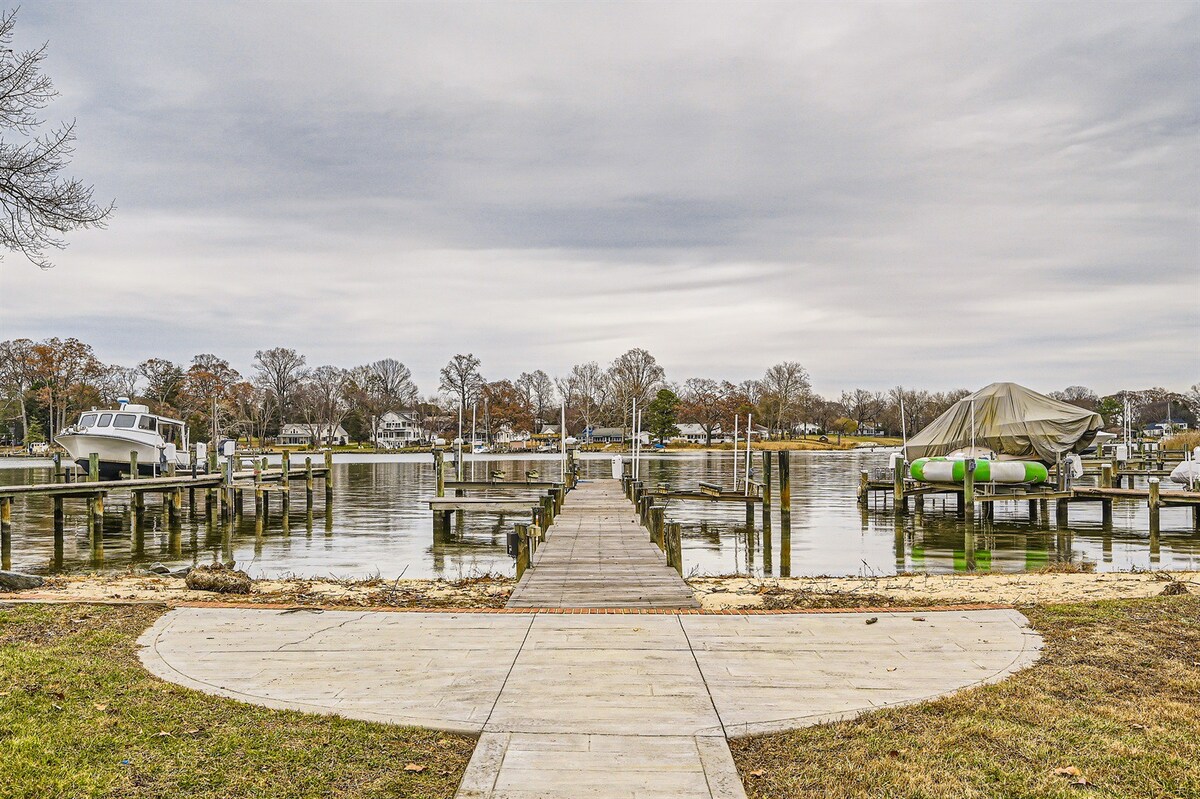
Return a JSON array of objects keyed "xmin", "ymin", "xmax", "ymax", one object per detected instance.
[{"xmin": 506, "ymin": 479, "xmax": 699, "ymax": 609}]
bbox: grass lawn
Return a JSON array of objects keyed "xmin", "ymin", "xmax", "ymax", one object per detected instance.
[
  {"xmin": 0, "ymin": 603, "xmax": 474, "ymax": 799},
  {"xmin": 731, "ymin": 595, "xmax": 1200, "ymax": 799}
]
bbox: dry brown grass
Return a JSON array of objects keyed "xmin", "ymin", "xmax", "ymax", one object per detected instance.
[
  {"xmin": 731, "ymin": 595, "xmax": 1200, "ymax": 799},
  {"xmin": 1163, "ymin": 430, "xmax": 1200, "ymax": 451},
  {"xmin": 0, "ymin": 603, "xmax": 474, "ymax": 798}
]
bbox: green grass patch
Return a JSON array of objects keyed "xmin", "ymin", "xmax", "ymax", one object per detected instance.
[
  {"xmin": 731, "ymin": 595, "xmax": 1200, "ymax": 798},
  {"xmin": 0, "ymin": 603, "xmax": 474, "ymax": 798}
]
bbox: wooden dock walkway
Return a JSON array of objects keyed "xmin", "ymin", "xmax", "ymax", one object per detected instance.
[{"xmin": 506, "ymin": 479, "xmax": 699, "ymax": 609}]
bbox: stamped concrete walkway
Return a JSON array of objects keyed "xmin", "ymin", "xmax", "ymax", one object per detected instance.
[
  {"xmin": 137, "ymin": 479, "xmax": 1041, "ymax": 798},
  {"xmin": 139, "ymin": 607, "xmax": 1041, "ymax": 799},
  {"xmin": 506, "ymin": 479, "xmax": 698, "ymax": 609}
]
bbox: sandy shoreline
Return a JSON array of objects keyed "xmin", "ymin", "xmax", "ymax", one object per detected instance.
[{"xmin": 3, "ymin": 569, "xmax": 1195, "ymax": 609}]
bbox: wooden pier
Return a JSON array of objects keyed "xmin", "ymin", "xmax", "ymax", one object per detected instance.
[
  {"xmin": 0, "ymin": 451, "xmax": 335, "ymax": 570},
  {"xmin": 858, "ymin": 455, "xmax": 1200, "ymax": 532},
  {"xmin": 506, "ymin": 479, "xmax": 698, "ymax": 609}
]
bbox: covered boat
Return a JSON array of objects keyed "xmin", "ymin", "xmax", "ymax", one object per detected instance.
[{"xmin": 904, "ymin": 382, "xmax": 1104, "ymax": 464}]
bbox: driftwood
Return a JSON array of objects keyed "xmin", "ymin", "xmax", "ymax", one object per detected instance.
[{"xmin": 185, "ymin": 563, "xmax": 252, "ymax": 594}]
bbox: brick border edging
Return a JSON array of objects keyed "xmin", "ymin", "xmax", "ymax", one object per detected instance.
[
  {"xmin": 167, "ymin": 601, "xmax": 1015, "ymax": 614},
  {"xmin": 5, "ymin": 595, "xmax": 1014, "ymax": 614}
]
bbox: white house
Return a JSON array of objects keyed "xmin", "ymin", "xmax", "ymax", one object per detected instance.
[
  {"xmin": 278, "ymin": 422, "xmax": 349, "ymax": 447},
  {"xmin": 373, "ymin": 411, "xmax": 423, "ymax": 448}
]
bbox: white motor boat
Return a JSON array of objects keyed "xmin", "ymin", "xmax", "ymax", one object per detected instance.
[{"xmin": 55, "ymin": 398, "xmax": 190, "ymax": 479}]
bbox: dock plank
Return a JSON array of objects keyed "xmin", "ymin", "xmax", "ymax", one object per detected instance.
[{"xmin": 506, "ymin": 479, "xmax": 699, "ymax": 609}]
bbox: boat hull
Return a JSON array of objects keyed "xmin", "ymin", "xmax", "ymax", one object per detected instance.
[{"xmin": 55, "ymin": 432, "xmax": 186, "ymax": 479}]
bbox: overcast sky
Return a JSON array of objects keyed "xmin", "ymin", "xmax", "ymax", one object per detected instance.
[{"xmin": 0, "ymin": 1, "xmax": 1196, "ymax": 397}]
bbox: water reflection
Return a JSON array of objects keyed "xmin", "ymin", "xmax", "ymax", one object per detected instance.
[{"xmin": 0, "ymin": 451, "xmax": 1197, "ymax": 579}]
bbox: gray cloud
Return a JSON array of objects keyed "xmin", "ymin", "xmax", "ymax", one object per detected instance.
[{"xmin": 0, "ymin": 0, "xmax": 1195, "ymax": 396}]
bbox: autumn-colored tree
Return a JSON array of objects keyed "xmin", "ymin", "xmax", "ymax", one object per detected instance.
[
  {"xmin": 180, "ymin": 354, "xmax": 241, "ymax": 443},
  {"xmin": 30, "ymin": 337, "xmax": 102, "ymax": 435},
  {"xmin": 481, "ymin": 380, "xmax": 534, "ymax": 444},
  {"xmin": 679, "ymin": 378, "xmax": 735, "ymax": 445}
]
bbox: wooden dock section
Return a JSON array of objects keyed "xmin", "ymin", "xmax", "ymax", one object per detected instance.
[{"xmin": 506, "ymin": 480, "xmax": 699, "ymax": 609}]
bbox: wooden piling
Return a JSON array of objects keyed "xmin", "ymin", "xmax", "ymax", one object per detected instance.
[
  {"xmin": 281, "ymin": 450, "xmax": 290, "ymax": 486},
  {"xmin": 666, "ymin": 521, "xmax": 682, "ymax": 575},
  {"xmin": 779, "ymin": 450, "xmax": 791, "ymax": 515},
  {"xmin": 650, "ymin": 506, "xmax": 665, "ymax": 550},
  {"xmin": 170, "ymin": 487, "xmax": 182, "ymax": 524},
  {"xmin": 128, "ymin": 450, "xmax": 138, "ymax": 479},
  {"xmin": 1056, "ymin": 498, "xmax": 1069, "ymax": 528},
  {"xmin": 1148, "ymin": 478, "xmax": 1160, "ymax": 534},
  {"xmin": 88, "ymin": 453, "xmax": 99, "ymax": 482},
  {"xmin": 434, "ymin": 449, "xmax": 445, "ymax": 497},
  {"xmin": 0, "ymin": 498, "xmax": 11, "ymax": 571},
  {"xmin": 763, "ymin": 451, "xmax": 773, "ymax": 506},
  {"xmin": 963, "ymin": 459, "xmax": 976, "ymax": 520},
  {"xmin": 1100, "ymin": 463, "xmax": 1113, "ymax": 489},
  {"xmin": 1028, "ymin": 499, "xmax": 1038, "ymax": 521},
  {"xmin": 515, "ymin": 523, "xmax": 530, "ymax": 579},
  {"xmin": 892, "ymin": 455, "xmax": 905, "ymax": 510},
  {"xmin": 858, "ymin": 469, "xmax": 869, "ymax": 506},
  {"xmin": 324, "ymin": 450, "xmax": 334, "ymax": 503},
  {"xmin": 305, "ymin": 457, "xmax": 314, "ymax": 509}
]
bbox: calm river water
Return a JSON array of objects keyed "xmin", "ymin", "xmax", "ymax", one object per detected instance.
[{"xmin": 2, "ymin": 451, "xmax": 1197, "ymax": 579}]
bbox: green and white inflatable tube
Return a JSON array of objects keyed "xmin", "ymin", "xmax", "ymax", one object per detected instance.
[{"xmin": 910, "ymin": 457, "xmax": 1048, "ymax": 485}]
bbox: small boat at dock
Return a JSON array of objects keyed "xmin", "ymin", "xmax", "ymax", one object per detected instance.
[{"xmin": 55, "ymin": 398, "xmax": 190, "ymax": 479}]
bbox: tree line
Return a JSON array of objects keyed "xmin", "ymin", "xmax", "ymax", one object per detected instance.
[{"xmin": 0, "ymin": 337, "xmax": 1196, "ymax": 448}]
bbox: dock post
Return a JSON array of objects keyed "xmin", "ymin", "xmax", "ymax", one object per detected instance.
[
  {"xmin": 541, "ymin": 494, "xmax": 555, "ymax": 527},
  {"xmin": 1148, "ymin": 478, "xmax": 1160, "ymax": 535},
  {"xmin": 324, "ymin": 450, "xmax": 334, "ymax": 504},
  {"xmin": 88, "ymin": 453, "xmax": 99, "ymax": 482},
  {"xmin": 305, "ymin": 457, "xmax": 314, "ymax": 510},
  {"xmin": 208, "ymin": 450, "xmax": 219, "ymax": 476},
  {"xmin": 132, "ymin": 490, "xmax": 144, "ymax": 528},
  {"xmin": 1028, "ymin": 499, "xmax": 1038, "ymax": 521},
  {"xmin": 170, "ymin": 488, "xmax": 182, "ymax": 525},
  {"xmin": 90, "ymin": 493, "xmax": 104, "ymax": 535},
  {"xmin": 762, "ymin": 450, "xmax": 773, "ymax": 504},
  {"xmin": 893, "ymin": 455, "xmax": 906, "ymax": 514},
  {"xmin": 779, "ymin": 451, "xmax": 791, "ymax": 516},
  {"xmin": 858, "ymin": 470, "xmax": 869, "ymax": 506},
  {"xmin": 53, "ymin": 452, "xmax": 64, "ymax": 483},
  {"xmin": 281, "ymin": 450, "xmax": 290, "ymax": 486},
  {"xmin": 1102, "ymin": 497, "xmax": 1113, "ymax": 527},
  {"xmin": 1100, "ymin": 463, "xmax": 1113, "ymax": 489},
  {"xmin": 650, "ymin": 506, "xmax": 665, "ymax": 550},
  {"xmin": 1056, "ymin": 498, "xmax": 1069, "ymax": 528},
  {"xmin": 433, "ymin": 449, "xmax": 445, "ymax": 498},
  {"xmin": 0, "ymin": 498, "xmax": 11, "ymax": 571},
  {"xmin": 666, "ymin": 522, "xmax": 683, "ymax": 575},
  {"xmin": 963, "ymin": 459, "xmax": 976, "ymax": 521},
  {"xmin": 129, "ymin": 451, "xmax": 138, "ymax": 479},
  {"xmin": 53, "ymin": 495, "xmax": 64, "ymax": 534},
  {"xmin": 515, "ymin": 523, "xmax": 530, "ymax": 579}
]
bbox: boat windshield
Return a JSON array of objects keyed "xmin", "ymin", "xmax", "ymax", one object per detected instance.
[
  {"xmin": 113, "ymin": 413, "xmax": 136, "ymax": 429},
  {"xmin": 160, "ymin": 421, "xmax": 182, "ymax": 444},
  {"xmin": 137, "ymin": 416, "xmax": 157, "ymax": 432},
  {"xmin": 97, "ymin": 413, "xmax": 113, "ymax": 427},
  {"xmin": 79, "ymin": 413, "xmax": 97, "ymax": 428}
]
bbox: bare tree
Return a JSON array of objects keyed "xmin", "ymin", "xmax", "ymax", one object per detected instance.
[
  {"xmin": 439, "ymin": 353, "xmax": 484, "ymax": 416},
  {"xmin": 607, "ymin": 348, "xmax": 665, "ymax": 425},
  {"xmin": 680, "ymin": 378, "xmax": 733, "ymax": 445},
  {"xmin": 758, "ymin": 362, "xmax": 811, "ymax": 437},
  {"xmin": 253, "ymin": 347, "xmax": 307, "ymax": 426},
  {"xmin": 516, "ymin": 370, "xmax": 555, "ymax": 430},
  {"xmin": 0, "ymin": 10, "xmax": 112, "ymax": 269},
  {"xmin": 137, "ymin": 358, "xmax": 184, "ymax": 409},
  {"xmin": 296, "ymin": 365, "xmax": 349, "ymax": 448},
  {"xmin": 557, "ymin": 361, "xmax": 610, "ymax": 432}
]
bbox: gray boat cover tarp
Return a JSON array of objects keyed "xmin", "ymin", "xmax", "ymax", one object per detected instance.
[{"xmin": 904, "ymin": 382, "xmax": 1104, "ymax": 463}]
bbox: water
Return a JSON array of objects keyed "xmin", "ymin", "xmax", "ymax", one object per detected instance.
[{"xmin": 1, "ymin": 451, "xmax": 1197, "ymax": 579}]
